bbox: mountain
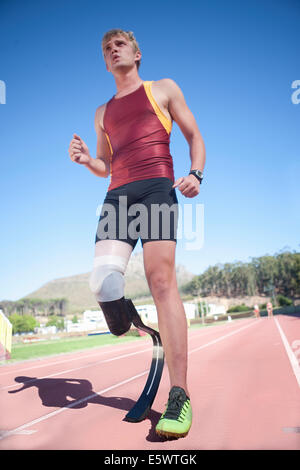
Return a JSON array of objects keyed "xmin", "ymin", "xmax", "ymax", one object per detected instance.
[{"xmin": 24, "ymin": 252, "xmax": 195, "ymax": 314}]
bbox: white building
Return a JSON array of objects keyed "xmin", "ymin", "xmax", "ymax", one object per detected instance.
[
  {"xmin": 83, "ymin": 309, "xmax": 105, "ymax": 324},
  {"xmin": 136, "ymin": 304, "xmax": 157, "ymax": 324},
  {"xmin": 65, "ymin": 310, "xmax": 106, "ymax": 333},
  {"xmin": 136, "ymin": 302, "xmax": 197, "ymax": 324},
  {"xmin": 183, "ymin": 303, "xmax": 197, "ymax": 319},
  {"xmin": 35, "ymin": 325, "xmax": 58, "ymax": 335},
  {"xmin": 207, "ymin": 304, "xmax": 226, "ymax": 317}
]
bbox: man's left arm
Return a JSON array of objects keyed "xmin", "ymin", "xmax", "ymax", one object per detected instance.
[{"xmin": 165, "ymin": 79, "xmax": 206, "ymax": 197}]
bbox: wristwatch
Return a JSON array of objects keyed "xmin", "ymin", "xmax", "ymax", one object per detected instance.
[{"xmin": 189, "ymin": 169, "xmax": 204, "ymax": 184}]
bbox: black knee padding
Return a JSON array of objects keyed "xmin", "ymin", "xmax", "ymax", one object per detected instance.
[{"xmin": 99, "ymin": 297, "xmax": 132, "ymax": 336}]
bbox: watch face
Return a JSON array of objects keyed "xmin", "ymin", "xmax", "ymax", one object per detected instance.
[{"xmin": 190, "ymin": 170, "xmax": 203, "ymax": 182}]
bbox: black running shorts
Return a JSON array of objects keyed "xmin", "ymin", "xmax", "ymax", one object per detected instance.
[{"xmin": 95, "ymin": 177, "xmax": 178, "ymax": 248}]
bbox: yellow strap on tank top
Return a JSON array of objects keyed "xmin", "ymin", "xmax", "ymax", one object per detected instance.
[
  {"xmin": 104, "ymin": 132, "xmax": 113, "ymax": 178},
  {"xmin": 143, "ymin": 81, "xmax": 172, "ymax": 135},
  {"xmin": 105, "ymin": 132, "xmax": 113, "ymax": 155}
]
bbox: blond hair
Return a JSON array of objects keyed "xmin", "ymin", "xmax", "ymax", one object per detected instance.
[{"xmin": 101, "ymin": 29, "xmax": 141, "ymax": 70}]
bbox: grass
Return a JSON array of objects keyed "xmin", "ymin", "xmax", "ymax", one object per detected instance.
[{"xmin": 3, "ymin": 333, "xmax": 144, "ymax": 364}]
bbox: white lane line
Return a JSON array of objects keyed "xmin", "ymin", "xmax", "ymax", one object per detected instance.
[
  {"xmin": 274, "ymin": 317, "xmax": 300, "ymax": 387},
  {"xmin": 0, "ymin": 429, "xmax": 37, "ymax": 437},
  {"xmin": 189, "ymin": 318, "xmax": 260, "ymax": 355},
  {"xmin": 0, "ymin": 370, "xmax": 149, "ymax": 441},
  {"xmin": 1, "ymin": 347, "xmax": 152, "ymax": 391},
  {"xmin": 0, "ymin": 340, "xmax": 151, "ymax": 377}
]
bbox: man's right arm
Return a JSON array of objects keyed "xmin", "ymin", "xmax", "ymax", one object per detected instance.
[
  {"xmin": 83, "ymin": 105, "xmax": 111, "ymax": 177},
  {"xmin": 68, "ymin": 105, "xmax": 111, "ymax": 178}
]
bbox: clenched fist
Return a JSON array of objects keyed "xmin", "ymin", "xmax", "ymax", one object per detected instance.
[
  {"xmin": 68, "ymin": 133, "xmax": 91, "ymax": 165},
  {"xmin": 172, "ymin": 174, "xmax": 200, "ymax": 198}
]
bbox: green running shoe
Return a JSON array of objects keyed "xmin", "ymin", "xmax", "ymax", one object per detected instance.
[{"xmin": 156, "ymin": 386, "xmax": 192, "ymax": 438}]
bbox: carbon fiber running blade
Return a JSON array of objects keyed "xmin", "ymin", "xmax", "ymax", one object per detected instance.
[{"xmin": 124, "ymin": 300, "xmax": 164, "ymax": 423}]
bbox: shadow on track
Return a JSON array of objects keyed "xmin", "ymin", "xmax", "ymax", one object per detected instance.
[{"xmin": 9, "ymin": 376, "xmax": 165, "ymax": 442}]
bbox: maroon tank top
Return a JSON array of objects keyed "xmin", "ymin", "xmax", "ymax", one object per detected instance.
[{"xmin": 103, "ymin": 81, "xmax": 174, "ymax": 191}]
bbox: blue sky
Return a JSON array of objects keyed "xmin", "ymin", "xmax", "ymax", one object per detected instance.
[{"xmin": 0, "ymin": 0, "xmax": 299, "ymax": 301}]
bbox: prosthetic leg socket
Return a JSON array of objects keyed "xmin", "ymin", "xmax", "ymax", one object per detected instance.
[{"xmin": 99, "ymin": 297, "xmax": 132, "ymax": 336}]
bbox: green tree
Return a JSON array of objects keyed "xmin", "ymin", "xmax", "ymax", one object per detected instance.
[
  {"xmin": 182, "ymin": 250, "xmax": 299, "ymax": 301},
  {"xmin": 46, "ymin": 316, "xmax": 65, "ymax": 330},
  {"xmin": 9, "ymin": 314, "xmax": 38, "ymax": 334}
]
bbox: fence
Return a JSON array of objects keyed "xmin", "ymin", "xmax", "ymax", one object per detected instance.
[{"xmin": 0, "ymin": 310, "xmax": 12, "ymax": 360}]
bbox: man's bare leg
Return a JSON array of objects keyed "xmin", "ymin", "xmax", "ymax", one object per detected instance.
[{"xmin": 143, "ymin": 240, "xmax": 189, "ymax": 397}]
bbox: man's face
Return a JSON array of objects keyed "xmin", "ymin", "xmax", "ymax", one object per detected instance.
[{"xmin": 103, "ymin": 34, "xmax": 141, "ymax": 72}]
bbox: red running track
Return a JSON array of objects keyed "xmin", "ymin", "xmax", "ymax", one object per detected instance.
[{"xmin": 0, "ymin": 315, "xmax": 299, "ymax": 450}]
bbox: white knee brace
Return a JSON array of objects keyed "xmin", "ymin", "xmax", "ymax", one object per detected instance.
[{"xmin": 89, "ymin": 255, "xmax": 128, "ymax": 302}]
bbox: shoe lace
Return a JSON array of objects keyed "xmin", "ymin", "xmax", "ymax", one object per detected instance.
[{"xmin": 164, "ymin": 391, "xmax": 186, "ymax": 420}]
